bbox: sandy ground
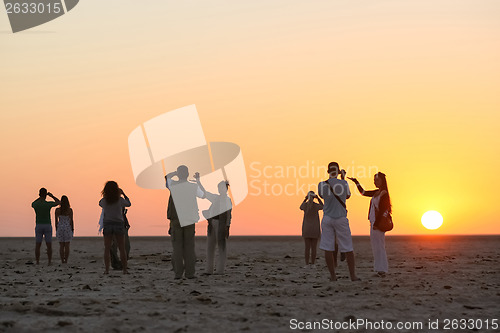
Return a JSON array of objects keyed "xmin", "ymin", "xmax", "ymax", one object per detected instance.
[{"xmin": 0, "ymin": 235, "xmax": 499, "ymax": 332}]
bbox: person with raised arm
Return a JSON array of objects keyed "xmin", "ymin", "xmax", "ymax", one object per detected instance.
[
  {"xmin": 348, "ymin": 172, "xmax": 392, "ymax": 277},
  {"xmin": 202, "ymin": 181, "xmax": 232, "ymax": 275},
  {"xmin": 32, "ymin": 188, "xmax": 60, "ymax": 265},
  {"xmin": 318, "ymin": 162, "xmax": 360, "ymax": 281},
  {"xmin": 165, "ymin": 165, "xmax": 205, "ymax": 279},
  {"xmin": 99, "ymin": 181, "xmax": 131, "ymax": 275},
  {"xmin": 299, "ymin": 191, "xmax": 323, "ymax": 268}
]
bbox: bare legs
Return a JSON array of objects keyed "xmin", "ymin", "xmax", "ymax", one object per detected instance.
[
  {"xmin": 333, "ymin": 242, "xmax": 338, "ymax": 268},
  {"xmin": 59, "ymin": 243, "xmax": 64, "ymax": 263},
  {"xmin": 65, "ymin": 243, "xmax": 70, "ymax": 263},
  {"xmin": 103, "ymin": 235, "xmax": 112, "ymax": 274},
  {"xmin": 59, "ymin": 242, "xmax": 70, "ymax": 263},
  {"xmin": 104, "ymin": 234, "xmax": 127, "ymax": 274},
  {"xmin": 304, "ymin": 238, "xmax": 311, "ymax": 265},
  {"xmin": 345, "ymin": 251, "xmax": 360, "ymax": 281},
  {"xmin": 310, "ymin": 238, "xmax": 317, "ymax": 264},
  {"xmin": 115, "ymin": 235, "xmax": 128, "ymax": 274},
  {"xmin": 304, "ymin": 238, "xmax": 318, "ymax": 265},
  {"xmin": 324, "ymin": 250, "xmax": 337, "ymax": 280},
  {"xmin": 35, "ymin": 242, "xmax": 41, "ymax": 265},
  {"xmin": 324, "ymin": 250, "xmax": 359, "ymax": 281},
  {"xmin": 35, "ymin": 242, "xmax": 52, "ymax": 265}
]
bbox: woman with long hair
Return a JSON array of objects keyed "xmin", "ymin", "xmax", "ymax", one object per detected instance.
[
  {"xmin": 348, "ymin": 172, "xmax": 392, "ymax": 277},
  {"xmin": 55, "ymin": 195, "xmax": 74, "ymax": 264},
  {"xmin": 99, "ymin": 181, "xmax": 131, "ymax": 274},
  {"xmin": 299, "ymin": 191, "xmax": 323, "ymax": 268}
]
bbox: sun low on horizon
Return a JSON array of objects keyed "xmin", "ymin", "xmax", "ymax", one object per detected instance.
[{"xmin": 421, "ymin": 211, "xmax": 444, "ymax": 230}]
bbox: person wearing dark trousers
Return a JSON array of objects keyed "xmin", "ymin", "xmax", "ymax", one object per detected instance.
[{"xmin": 166, "ymin": 165, "xmax": 205, "ymax": 279}]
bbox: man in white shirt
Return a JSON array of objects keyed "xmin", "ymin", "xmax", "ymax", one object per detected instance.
[
  {"xmin": 318, "ymin": 162, "xmax": 360, "ymax": 281},
  {"xmin": 166, "ymin": 165, "xmax": 205, "ymax": 279}
]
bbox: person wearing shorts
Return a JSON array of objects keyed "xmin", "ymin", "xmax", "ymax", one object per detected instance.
[
  {"xmin": 99, "ymin": 181, "xmax": 131, "ymax": 275},
  {"xmin": 318, "ymin": 162, "xmax": 360, "ymax": 281},
  {"xmin": 32, "ymin": 188, "xmax": 60, "ymax": 265}
]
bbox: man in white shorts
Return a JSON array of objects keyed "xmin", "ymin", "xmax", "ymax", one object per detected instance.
[{"xmin": 318, "ymin": 162, "xmax": 360, "ymax": 281}]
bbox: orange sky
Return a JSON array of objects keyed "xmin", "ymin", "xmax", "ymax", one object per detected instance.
[{"xmin": 1, "ymin": 0, "xmax": 499, "ymax": 236}]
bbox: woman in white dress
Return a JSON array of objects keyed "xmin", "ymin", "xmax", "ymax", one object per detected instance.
[
  {"xmin": 348, "ymin": 172, "xmax": 392, "ymax": 277},
  {"xmin": 55, "ymin": 195, "xmax": 74, "ymax": 264}
]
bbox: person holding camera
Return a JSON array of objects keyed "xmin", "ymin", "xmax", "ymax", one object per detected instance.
[
  {"xmin": 299, "ymin": 191, "xmax": 323, "ymax": 268},
  {"xmin": 318, "ymin": 162, "xmax": 360, "ymax": 281},
  {"xmin": 99, "ymin": 181, "xmax": 131, "ymax": 275}
]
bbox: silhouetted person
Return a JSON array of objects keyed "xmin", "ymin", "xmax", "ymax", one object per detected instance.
[
  {"xmin": 166, "ymin": 165, "xmax": 205, "ymax": 279},
  {"xmin": 110, "ymin": 208, "xmax": 131, "ymax": 270},
  {"xmin": 32, "ymin": 188, "xmax": 60, "ymax": 265},
  {"xmin": 167, "ymin": 214, "xmax": 175, "ymax": 271},
  {"xmin": 99, "ymin": 181, "xmax": 131, "ymax": 274},
  {"xmin": 203, "ymin": 181, "xmax": 232, "ymax": 275},
  {"xmin": 300, "ymin": 191, "xmax": 323, "ymax": 268},
  {"xmin": 318, "ymin": 162, "xmax": 359, "ymax": 281},
  {"xmin": 348, "ymin": 172, "xmax": 392, "ymax": 277},
  {"xmin": 55, "ymin": 195, "xmax": 74, "ymax": 264}
]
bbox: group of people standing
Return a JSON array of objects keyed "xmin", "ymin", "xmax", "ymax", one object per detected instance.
[
  {"xmin": 31, "ymin": 188, "xmax": 74, "ymax": 265},
  {"xmin": 166, "ymin": 165, "xmax": 232, "ymax": 279},
  {"xmin": 32, "ymin": 161, "xmax": 390, "ymax": 282},
  {"xmin": 300, "ymin": 161, "xmax": 392, "ymax": 281},
  {"xmin": 31, "ymin": 167, "xmax": 232, "ymax": 279},
  {"xmin": 31, "ymin": 183, "xmax": 131, "ymax": 273}
]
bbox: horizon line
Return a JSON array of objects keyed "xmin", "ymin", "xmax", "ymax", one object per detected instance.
[{"xmin": 1, "ymin": 234, "xmax": 499, "ymax": 239}]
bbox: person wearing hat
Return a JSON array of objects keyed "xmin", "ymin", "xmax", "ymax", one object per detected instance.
[
  {"xmin": 299, "ymin": 191, "xmax": 323, "ymax": 268},
  {"xmin": 318, "ymin": 162, "xmax": 360, "ymax": 281}
]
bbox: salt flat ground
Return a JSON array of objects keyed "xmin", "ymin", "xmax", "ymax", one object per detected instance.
[{"xmin": 0, "ymin": 236, "xmax": 499, "ymax": 332}]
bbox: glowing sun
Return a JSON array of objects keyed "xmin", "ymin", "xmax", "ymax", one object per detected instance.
[{"xmin": 421, "ymin": 210, "xmax": 443, "ymax": 230}]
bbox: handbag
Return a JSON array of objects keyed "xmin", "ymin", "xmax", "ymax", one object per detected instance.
[
  {"xmin": 373, "ymin": 192, "xmax": 393, "ymax": 232},
  {"xmin": 374, "ymin": 211, "xmax": 393, "ymax": 232}
]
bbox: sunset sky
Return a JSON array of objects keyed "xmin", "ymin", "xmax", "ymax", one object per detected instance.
[{"xmin": 1, "ymin": 0, "xmax": 499, "ymax": 236}]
